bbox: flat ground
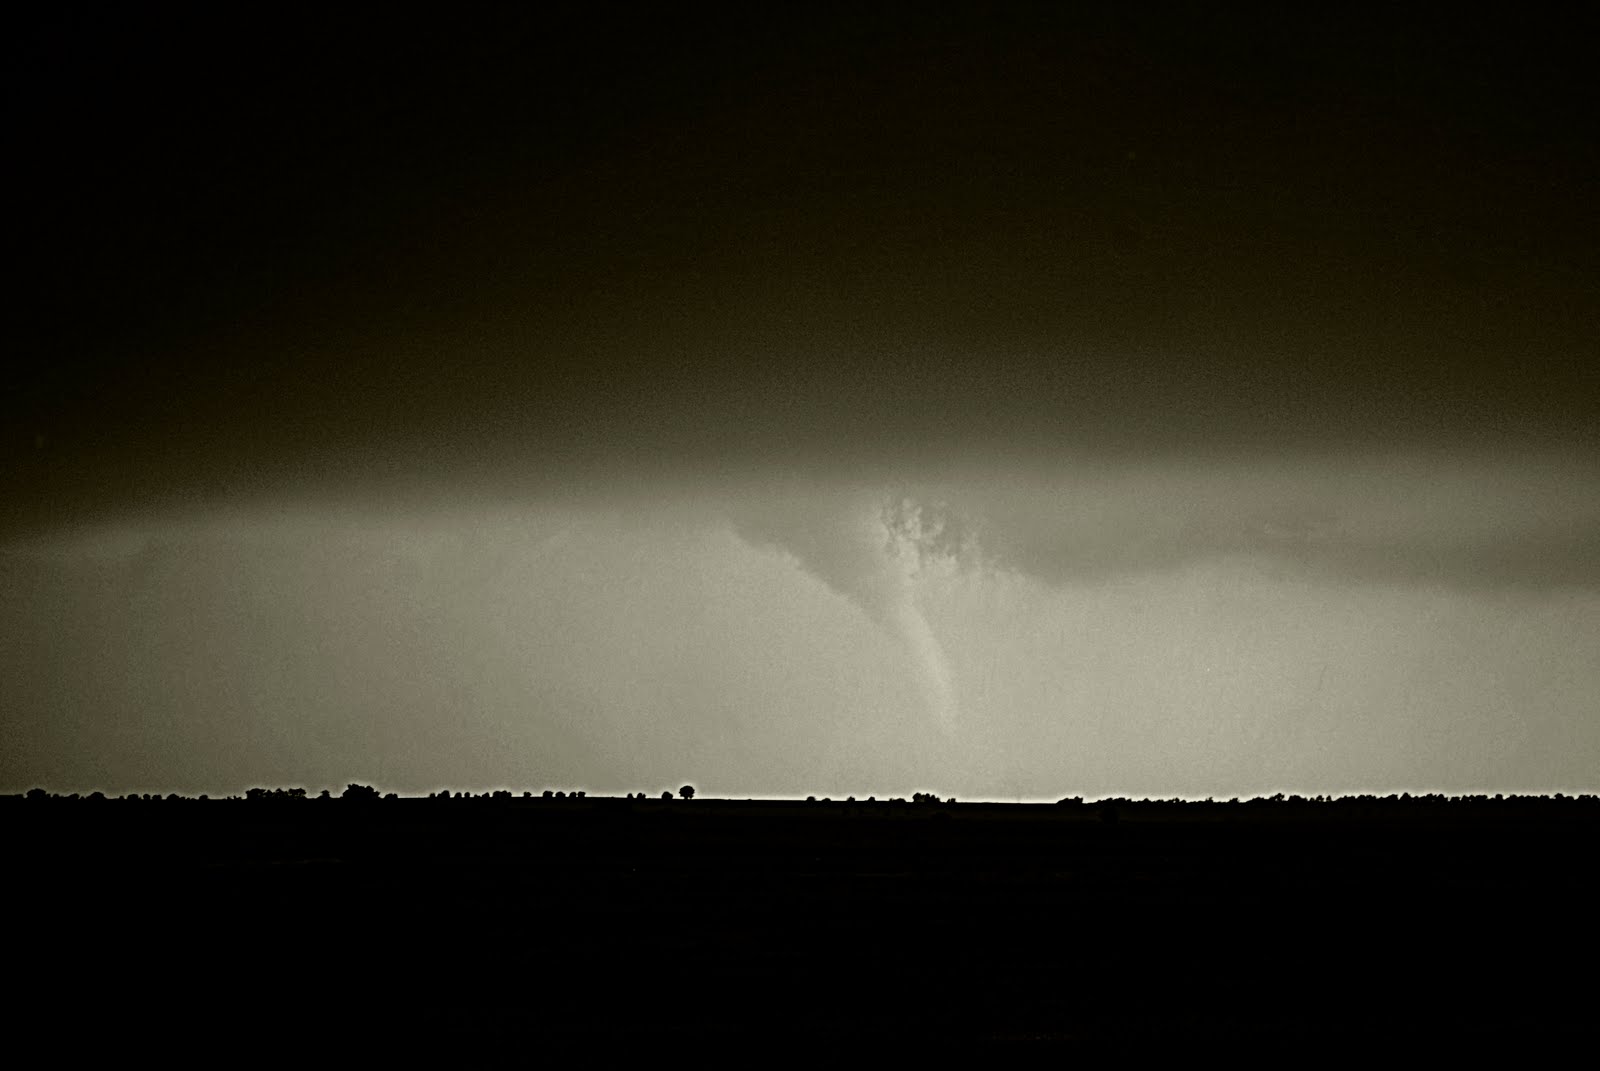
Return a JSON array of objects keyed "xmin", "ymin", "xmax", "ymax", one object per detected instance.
[{"xmin": 7, "ymin": 796, "xmax": 1592, "ymax": 1057}]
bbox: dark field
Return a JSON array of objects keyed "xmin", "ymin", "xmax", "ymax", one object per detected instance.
[{"xmin": 8, "ymin": 795, "xmax": 1594, "ymax": 1057}]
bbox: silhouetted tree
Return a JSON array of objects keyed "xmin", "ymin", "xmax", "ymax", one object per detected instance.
[
  {"xmin": 679, "ymin": 785, "xmax": 695, "ymax": 800},
  {"xmin": 248, "ymin": 787, "xmax": 307, "ymax": 801},
  {"xmin": 342, "ymin": 783, "xmax": 380, "ymax": 802},
  {"xmin": 661, "ymin": 791, "xmax": 672, "ymax": 800}
]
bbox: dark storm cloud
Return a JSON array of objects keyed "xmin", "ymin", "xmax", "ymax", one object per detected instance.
[
  {"xmin": 1298, "ymin": 531, "xmax": 1600, "ymax": 591},
  {"xmin": 910, "ymin": 453, "xmax": 1600, "ymax": 591},
  {"xmin": 985, "ymin": 517, "xmax": 1600, "ymax": 592},
  {"xmin": 6, "ymin": 7, "xmax": 1597, "ymax": 540}
]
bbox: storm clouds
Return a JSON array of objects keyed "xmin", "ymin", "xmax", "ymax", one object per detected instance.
[{"xmin": 5, "ymin": 7, "xmax": 1596, "ymax": 797}]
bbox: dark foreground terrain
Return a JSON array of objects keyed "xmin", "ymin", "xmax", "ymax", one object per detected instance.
[{"xmin": 7, "ymin": 794, "xmax": 1595, "ymax": 1057}]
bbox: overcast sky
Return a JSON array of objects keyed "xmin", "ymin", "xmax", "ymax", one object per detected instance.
[{"xmin": 4, "ymin": 7, "xmax": 1596, "ymax": 797}]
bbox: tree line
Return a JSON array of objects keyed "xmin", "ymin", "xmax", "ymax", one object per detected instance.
[{"xmin": 13, "ymin": 786, "xmax": 1599, "ymax": 806}]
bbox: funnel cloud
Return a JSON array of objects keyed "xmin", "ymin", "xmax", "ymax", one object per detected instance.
[{"xmin": 730, "ymin": 490, "xmax": 957, "ymax": 734}]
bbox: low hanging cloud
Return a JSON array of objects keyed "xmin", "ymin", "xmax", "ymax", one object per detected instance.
[{"xmin": 891, "ymin": 451, "xmax": 1600, "ymax": 592}]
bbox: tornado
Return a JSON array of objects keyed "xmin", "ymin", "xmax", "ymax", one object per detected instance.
[{"xmin": 730, "ymin": 487, "xmax": 958, "ymax": 734}]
